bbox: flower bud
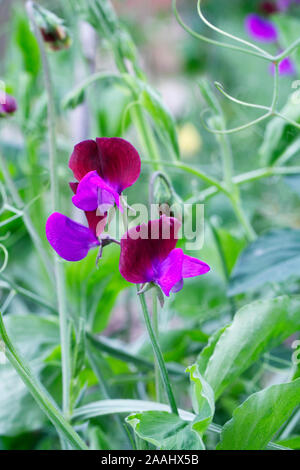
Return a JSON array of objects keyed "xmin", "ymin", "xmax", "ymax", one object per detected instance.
[
  {"xmin": 31, "ymin": 3, "xmax": 71, "ymax": 51},
  {"xmin": 0, "ymin": 93, "xmax": 17, "ymax": 118}
]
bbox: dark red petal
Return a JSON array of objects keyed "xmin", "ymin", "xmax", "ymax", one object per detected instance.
[
  {"xmin": 96, "ymin": 137, "xmax": 141, "ymax": 192},
  {"xmin": 119, "ymin": 216, "xmax": 181, "ymax": 284},
  {"xmin": 69, "ymin": 139, "xmax": 101, "ymax": 181}
]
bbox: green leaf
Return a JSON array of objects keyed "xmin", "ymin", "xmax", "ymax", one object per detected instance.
[
  {"xmin": 187, "ymin": 364, "xmax": 215, "ymax": 436},
  {"xmin": 203, "ymin": 296, "xmax": 300, "ymax": 398},
  {"xmin": 217, "ymin": 379, "xmax": 300, "ymax": 450},
  {"xmin": 197, "ymin": 326, "xmax": 228, "ymax": 374},
  {"xmin": 15, "ymin": 16, "xmax": 41, "ymax": 76},
  {"xmin": 126, "ymin": 411, "xmax": 204, "ymax": 450},
  {"xmin": 0, "ymin": 315, "xmax": 59, "ymax": 435},
  {"xmin": 276, "ymin": 435, "xmax": 300, "ymax": 450},
  {"xmin": 229, "ymin": 229, "xmax": 300, "ymax": 296},
  {"xmin": 73, "ymin": 399, "xmax": 195, "ymax": 422}
]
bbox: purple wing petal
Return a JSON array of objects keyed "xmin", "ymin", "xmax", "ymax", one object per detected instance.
[
  {"xmin": 69, "ymin": 181, "xmax": 107, "ymax": 237},
  {"xmin": 45, "ymin": 212, "xmax": 99, "ymax": 261},
  {"xmin": 270, "ymin": 55, "xmax": 296, "ymax": 76},
  {"xmin": 182, "ymin": 254, "xmax": 210, "ymax": 278},
  {"xmin": 96, "ymin": 137, "xmax": 141, "ymax": 192},
  {"xmin": 69, "ymin": 139, "xmax": 101, "ymax": 181},
  {"xmin": 119, "ymin": 216, "xmax": 181, "ymax": 285},
  {"xmin": 245, "ymin": 14, "xmax": 278, "ymax": 42},
  {"xmin": 72, "ymin": 170, "xmax": 121, "ymax": 213},
  {"xmin": 157, "ymin": 248, "xmax": 184, "ymax": 296}
]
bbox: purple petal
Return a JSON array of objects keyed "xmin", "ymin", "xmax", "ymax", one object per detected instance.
[
  {"xmin": 157, "ymin": 248, "xmax": 184, "ymax": 297},
  {"xmin": 45, "ymin": 212, "xmax": 100, "ymax": 261},
  {"xmin": 182, "ymin": 254, "xmax": 211, "ymax": 278},
  {"xmin": 119, "ymin": 216, "xmax": 181, "ymax": 285},
  {"xmin": 270, "ymin": 56, "xmax": 296, "ymax": 75},
  {"xmin": 72, "ymin": 170, "xmax": 121, "ymax": 213},
  {"xmin": 245, "ymin": 14, "xmax": 278, "ymax": 42},
  {"xmin": 96, "ymin": 137, "xmax": 141, "ymax": 192},
  {"xmin": 69, "ymin": 181, "xmax": 107, "ymax": 237},
  {"xmin": 0, "ymin": 94, "xmax": 17, "ymax": 116}
]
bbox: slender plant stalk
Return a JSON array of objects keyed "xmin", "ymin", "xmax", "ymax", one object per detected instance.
[
  {"xmin": 27, "ymin": 1, "xmax": 71, "ymax": 419},
  {"xmin": 0, "ymin": 310, "xmax": 88, "ymax": 450},
  {"xmin": 138, "ymin": 289, "xmax": 178, "ymax": 415},
  {"xmin": 152, "ymin": 290, "xmax": 164, "ymax": 403}
]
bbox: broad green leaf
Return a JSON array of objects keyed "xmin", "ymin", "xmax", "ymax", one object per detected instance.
[
  {"xmin": 197, "ymin": 326, "xmax": 228, "ymax": 374},
  {"xmin": 126, "ymin": 411, "xmax": 204, "ymax": 450},
  {"xmin": 204, "ymin": 296, "xmax": 300, "ymax": 398},
  {"xmin": 187, "ymin": 364, "xmax": 215, "ymax": 436},
  {"xmin": 229, "ymin": 229, "xmax": 300, "ymax": 296},
  {"xmin": 0, "ymin": 315, "xmax": 59, "ymax": 435},
  {"xmin": 217, "ymin": 379, "xmax": 300, "ymax": 450}
]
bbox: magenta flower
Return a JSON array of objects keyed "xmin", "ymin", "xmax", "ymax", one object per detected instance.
[
  {"xmin": 45, "ymin": 212, "xmax": 108, "ymax": 261},
  {"xmin": 0, "ymin": 94, "xmax": 17, "ymax": 117},
  {"xmin": 245, "ymin": 14, "xmax": 278, "ymax": 42},
  {"xmin": 119, "ymin": 216, "xmax": 210, "ymax": 296},
  {"xmin": 69, "ymin": 137, "xmax": 141, "ymax": 214}
]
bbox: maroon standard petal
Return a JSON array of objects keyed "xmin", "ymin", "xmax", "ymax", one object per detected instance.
[
  {"xmin": 69, "ymin": 139, "xmax": 101, "ymax": 181},
  {"xmin": 46, "ymin": 212, "xmax": 100, "ymax": 261},
  {"xmin": 119, "ymin": 216, "xmax": 181, "ymax": 284},
  {"xmin": 69, "ymin": 181, "xmax": 107, "ymax": 237},
  {"xmin": 96, "ymin": 137, "xmax": 141, "ymax": 193}
]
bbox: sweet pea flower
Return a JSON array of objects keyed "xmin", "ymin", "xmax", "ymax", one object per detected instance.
[
  {"xmin": 119, "ymin": 216, "xmax": 210, "ymax": 297},
  {"xmin": 0, "ymin": 94, "xmax": 17, "ymax": 117},
  {"xmin": 46, "ymin": 212, "xmax": 107, "ymax": 261},
  {"xmin": 245, "ymin": 14, "xmax": 278, "ymax": 42},
  {"xmin": 69, "ymin": 137, "xmax": 141, "ymax": 215}
]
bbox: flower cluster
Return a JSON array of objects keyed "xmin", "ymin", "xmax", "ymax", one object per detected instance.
[
  {"xmin": 246, "ymin": 1, "xmax": 300, "ymax": 75},
  {"xmin": 46, "ymin": 138, "xmax": 210, "ymax": 296}
]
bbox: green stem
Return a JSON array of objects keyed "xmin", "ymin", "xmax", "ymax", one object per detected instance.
[
  {"xmin": 230, "ymin": 195, "xmax": 257, "ymax": 242},
  {"xmin": 0, "ymin": 311, "xmax": 88, "ymax": 450},
  {"xmin": 138, "ymin": 290, "xmax": 178, "ymax": 415},
  {"xmin": 27, "ymin": 1, "xmax": 71, "ymax": 419},
  {"xmin": 143, "ymin": 160, "xmax": 228, "ymax": 196},
  {"xmin": 152, "ymin": 290, "xmax": 164, "ymax": 403}
]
